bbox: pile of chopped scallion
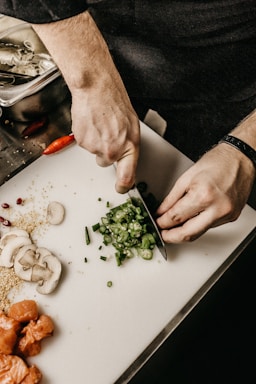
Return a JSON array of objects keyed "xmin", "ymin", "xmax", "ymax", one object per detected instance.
[{"xmin": 91, "ymin": 197, "xmax": 158, "ymax": 266}]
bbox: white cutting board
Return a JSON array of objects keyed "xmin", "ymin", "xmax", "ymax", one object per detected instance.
[{"xmin": 0, "ymin": 123, "xmax": 255, "ymax": 384}]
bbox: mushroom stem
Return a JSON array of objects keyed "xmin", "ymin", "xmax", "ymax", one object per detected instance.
[
  {"xmin": 31, "ymin": 264, "xmax": 52, "ymax": 283},
  {"xmin": 19, "ymin": 249, "xmax": 37, "ymax": 268}
]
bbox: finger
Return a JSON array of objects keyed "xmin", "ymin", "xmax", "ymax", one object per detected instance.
[
  {"xmin": 160, "ymin": 210, "xmax": 213, "ymax": 243},
  {"xmin": 156, "ymin": 191, "xmax": 203, "ymax": 229},
  {"xmin": 156, "ymin": 177, "xmax": 188, "ymax": 215},
  {"xmin": 115, "ymin": 154, "xmax": 138, "ymax": 194},
  {"xmin": 95, "ymin": 155, "xmax": 113, "ymax": 167}
]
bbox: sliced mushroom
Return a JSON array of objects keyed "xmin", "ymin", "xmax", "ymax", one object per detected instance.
[
  {"xmin": 14, "ymin": 244, "xmax": 37, "ymax": 281},
  {"xmin": 15, "ymin": 244, "xmax": 38, "ymax": 268},
  {"xmin": 31, "ymin": 264, "xmax": 52, "ymax": 282},
  {"xmin": 0, "ymin": 229, "xmax": 30, "ymax": 249},
  {"xmin": 0, "ymin": 228, "xmax": 62, "ymax": 294},
  {"xmin": 35, "ymin": 247, "xmax": 52, "ymax": 260},
  {"xmin": 46, "ymin": 201, "xmax": 65, "ymax": 225},
  {"xmin": 0, "ymin": 236, "xmax": 32, "ymax": 268},
  {"xmin": 31, "ymin": 247, "xmax": 62, "ymax": 294}
]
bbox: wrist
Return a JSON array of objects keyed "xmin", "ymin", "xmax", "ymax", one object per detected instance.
[
  {"xmin": 217, "ymin": 139, "xmax": 256, "ymax": 182},
  {"xmin": 218, "ymin": 135, "xmax": 256, "ymax": 170}
]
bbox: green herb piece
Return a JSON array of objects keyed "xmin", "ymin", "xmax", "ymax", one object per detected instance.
[
  {"xmin": 92, "ymin": 222, "xmax": 100, "ymax": 232},
  {"xmin": 107, "ymin": 281, "xmax": 113, "ymax": 287},
  {"xmin": 100, "ymin": 256, "xmax": 107, "ymax": 261},
  {"xmin": 84, "ymin": 257, "xmax": 88, "ymax": 263},
  {"xmin": 85, "ymin": 226, "xmax": 90, "ymax": 245},
  {"xmin": 103, "ymin": 234, "xmax": 112, "ymax": 245},
  {"xmin": 138, "ymin": 248, "xmax": 153, "ymax": 260}
]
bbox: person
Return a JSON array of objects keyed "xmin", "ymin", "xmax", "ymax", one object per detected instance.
[{"xmin": 0, "ymin": 1, "xmax": 255, "ymax": 244}]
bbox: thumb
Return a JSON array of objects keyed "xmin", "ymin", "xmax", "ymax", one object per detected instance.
[{"xmin": 115, "ymin": 154, "xmax": 138, "ymax": 194}]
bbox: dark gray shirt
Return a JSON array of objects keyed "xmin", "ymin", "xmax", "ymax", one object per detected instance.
[
  {"xmin": 1, "ymin": 1, "xmax": 256, "ymax": 158},
  {"xmin": 0, "ymin": 0, "xmax": 88, "ymax": 23}
]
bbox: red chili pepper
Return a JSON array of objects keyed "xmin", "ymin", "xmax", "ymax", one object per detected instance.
[
  {"xmin": 21, "ymin": 116, "xmax": 48, "ymax": 137},
  {"xmin": 42, "ymin": 133, "xmax": 75, "ymax": 155}
]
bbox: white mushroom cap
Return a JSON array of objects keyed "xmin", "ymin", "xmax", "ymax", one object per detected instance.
[
  {"xmin": 0, "ymin": 236, "xmax": 32, "ymax": 268},
  {"xmin": 0, "ymin": 229, "xmax": 30, "ymax": 250},
  {"xmin": 46, "ymin": 201, "xmax": 65, "ymax": 225},
  {"xmin": 14, "ymin": 244, "xmax": 37, "ymax": 281}
]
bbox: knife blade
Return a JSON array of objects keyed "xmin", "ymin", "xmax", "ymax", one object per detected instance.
[{"xmin": 128, "ymin": 186, "xmax": 167, "ymax": 260}]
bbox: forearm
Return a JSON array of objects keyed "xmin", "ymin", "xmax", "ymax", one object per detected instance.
[
  {"xmin": 32, "ymin": 11, "xmax": 120, "ymax": 93},
  {"xmin": 230, "ymin": 109, "xmax": 256, "ymax": 149},
  {"xmin": 33, "ymin": 11, "xmax": 140, "ymax": 194}
]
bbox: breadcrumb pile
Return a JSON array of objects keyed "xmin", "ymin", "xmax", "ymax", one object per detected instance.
[{"xmin": 0, "ymin": 267, "xmax": 23, "ymax": 312}]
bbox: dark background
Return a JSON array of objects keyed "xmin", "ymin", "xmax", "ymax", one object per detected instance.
[{"xmin": 130, "ymin": 234, "xmax": 256, "ymax": 384}]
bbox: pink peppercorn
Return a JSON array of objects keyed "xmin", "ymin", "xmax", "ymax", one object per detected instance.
[
  {"xmin": 1, "ymin": 203, "xmax": 9, "ymax": 209},
  {"xmin": 2, "ymin": 219, "xmax": 11, "ymax": 226}
]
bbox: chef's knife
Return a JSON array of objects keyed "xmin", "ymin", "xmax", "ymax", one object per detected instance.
[{"xmin": 128, "ymin": 186, "xmax": 167, "ymax": 260}]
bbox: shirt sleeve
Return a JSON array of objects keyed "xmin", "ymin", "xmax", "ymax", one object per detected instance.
[{"xmin": 0, "ymin": 1, "xmax": 89, "ymax": 23}]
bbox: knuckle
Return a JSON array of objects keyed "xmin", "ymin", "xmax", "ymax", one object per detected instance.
[
  {"xmin": 218, "ymin": 197, "xmax": 239, "ymax": 220},
  {"xmin": 162, "ymin": 228, "xmax": 199, "ymax": 244},
  {"xmin": 105, "ymin": 148, "xmax": 118, "ymax": 162},
  {"xmin": 193, "ymin": 185, "xmax": 215, "ymax": 206},
  {"xmin": 169, "ymin": 213, "xmax": 183, "ymax": 225},
  {"xmin": 180, "ymin": 231, "xmax": 199, "ymax": 242},
  {"xmin": 96, "ymin": 157, "xmax": 112, "ymax": 167}
]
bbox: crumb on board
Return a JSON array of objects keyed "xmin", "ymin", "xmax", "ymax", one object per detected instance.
[
  {"xmin": 11, "ymin": 210, "xmax": 47, "ymax": 237},
  {"xmin": 0, "ymin": 267, "xmax": 23, "ymax": 312}
]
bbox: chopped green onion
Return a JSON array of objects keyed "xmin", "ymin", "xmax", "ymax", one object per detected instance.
[
  {"xmin": 100, "ymin": 256, "xmax": 107, "ymax": 261},
  {"xmin": 85, "ymin": 226, "xmax": 90, "ymax": 245},
  {"xmin": 107, "ymin": 281, "xmax": 113, "ymax": 287},
  {"xmin": 138, "ymin": 248, "xmax": 153, "ymax": 260},
  {"xmin": 93, "ymin": 197, "xmax": 158, "ymax": 266},
  {"xmin": 99, "ymin": 225, "xmax": 107, "ymax": 234},
  {"xmin": 103, "ymin": 234, "xmax": 112, "ymax": 245},
  {"xmin": 92, "ymin": 222, "xmax": 100, "ymax": 232},
  {"xmin": 101, "ymin": 217, "xmax": 109, "ymax": 225}
]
